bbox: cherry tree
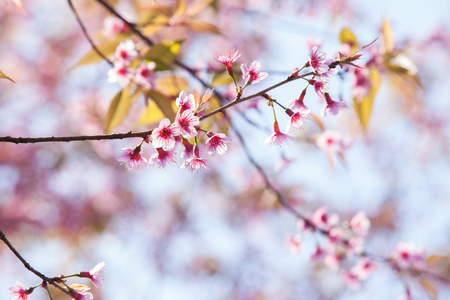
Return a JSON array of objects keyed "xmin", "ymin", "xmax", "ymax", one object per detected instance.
[{"xmin": 1, "ymin": 0, "xmax": 450, "ymax": 299}]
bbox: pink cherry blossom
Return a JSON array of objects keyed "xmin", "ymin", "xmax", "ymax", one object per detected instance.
[
  {"xmin": 286, "ymin": 234, "xmax": 302, "ymax": 254},
  {"xmin": 241, "ymin": 60, "xmax": 268, "ymax": 85},
  {"xmin": 392, "ymin": 242, "xmax": 425, "ymax": 269},
  {"xmin": 314, "ymin": 130, "xmax": 346, "ymax": 155},
  {"xmin": 285, "ymin": 108, "xmax": 310, "ymax": 133},
  {"xmin": 180, "ymin": 138, "xmax": 194, "ymax": 159},
  {"xmin": 265, "ymin": 121, "xmax": 294, "ymax": 146},
  {"xmin": 79, "ymin": 261, "xmax": 105, "ymax": 288},
  {"xmin": 107, "ymin": 62, "xmax": 133, "ymax": 88},
  {"xmin": 69, "ymin": 288, "xmax": 93, "ymax": 300},
  {"xmin": 341, "ymin": 270, "xmax": 361, "ymax": 290},
  {"xmin": 310, "ymin": 245, "xmax": 326, "ymax": 262},
  {"xmin": 116, "ymin": 147, "xmax": 148, "ymax": 169},
  {"xmin": 176, "ymin": 110, "xmax": 199, "ymax": 137},
  {"xmin": 214, "ymin": 49, "xmax": 240, "ymax": 75},
  {"xmin": 205, "ymin": 132, "xmax": 231, "ymax": 156},
  {"xmin": 114, "ymin": 40, "xmax": 138, "ymax": 64},
  {"xmin": 103, "ymin": 17, "xmax": 128, "ymax": 39},
  {"xmin": 181, "ymin": 145, "xmax": 209, "ymax": 172},
  {"xmin": 287, "ymin": 90, "xmax": 309, "ymax": 112},
  {"xmin": 311, "ymin": 206, "xmax": 339, "ymax": 230},
  {"xmin": 150, "ymin": 148, "xmax": 177, "ymax": 169},
  {"xmin": 321, "ymin": 93, "xmax": 346, "ymax": 117},
  {"xmin": 151, "ymin": 118, "xmax": 181, "ymax": 150},
  {"xmin": 308, "ymin": 46, "xmax": 329, "ymax": 74},
  {"xmin": 352, "ymin": 67, "xmax": 372, "ymax": 102},
  {"xmin": 350, "ymin": 211, "xmax": 371, "ymax": 236},
  {"xmin": 9, "ymin": 281, "xmax": 31, "ymax": 300},
  {"xmin": 176, "ymin": 91, "xmax": 196, "ymax": 115},
  {"xmin": 310, "ymin": 77, "xmax": 330, "ymax": 98},
  {"xmin": 351, "ymin": 257, "xmax": 377, "ymax": 281},
  {"xmin": 134, "ymin": 62, "xmax": 156, "ymax": 89}
]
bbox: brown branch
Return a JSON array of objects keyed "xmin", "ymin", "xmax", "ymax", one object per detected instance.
[
  {"xmin": 68, "ymin": 0, "xmax": 114, "ymax": 67},
  {"xmin": 0, "ymin": 130, "xmax": 152, "ymax": 144}
]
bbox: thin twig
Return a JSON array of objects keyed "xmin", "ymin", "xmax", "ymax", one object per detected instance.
[{"xmin": 68, "ymin": 0, "xmax": 114, "ymax": 66}]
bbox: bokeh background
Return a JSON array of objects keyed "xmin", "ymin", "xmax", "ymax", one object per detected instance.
[{"xmin": 1, "ymin": 0, "xmax": 450, "ymax": 299}]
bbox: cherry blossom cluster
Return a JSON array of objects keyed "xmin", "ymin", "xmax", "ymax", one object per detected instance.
[
  {"xmin": 286, "ymin": 208, "xmax": 427, "ymax": 293},
  {"xmin": 117, "ymin": 90, "xmax": 231, "ymax": 172},
  {"xmin": 107, "ymin": 40, "xmax": 156, "ymax": 90},
  {"xmin": 9, "ymin": 262, "xmax": 105, "ymax": 300}
]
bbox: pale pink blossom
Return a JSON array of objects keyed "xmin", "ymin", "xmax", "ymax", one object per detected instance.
[
  {"xmin": 176, "ymin": 91, "xmax": 196, "ymax": 115},
  {"xmin": 70, "ymin": 288, "xmax": 93, "ymax": 300},
  {"xmin": 310, "ymin": 77, "xmax": 330, "ymax": 98},
  {"xmin": 116, "ymin": 147, "xmax": 148, "ymax": 169},
  {"xmin": 311, "ymin": 206, "xmax": 339, "ymax": 230},
  {"xmin": 350, "ymin": 211, "xmax": 371, "ymax": 236},
  {"xmin": 392, "ymin": 242, "xmax": 425, "ymax": 269},
  {"xmin": 308, "ymin": 46, "xmax": 329, "ymax": 74},
  {"xmin": 352, "ymin": 67, "xmax": 372, "ymax": 102},
  {"xmin": 287, "ymin": 90, "xmax": 309, "ymax": 112},
  {"xmin": 241, "ymin": 60, "xmax": 268, "ymax": 85},
  {"xmin": 114, "ymin": 40, "xmax": 138, "ymax": 64},
  {"xmin": 181, "ymin": 145, "xmax": 209, "ymax": 172},
  {"xmin": 341, "ymin": 270, "xmax": 361, "ymax": 290},
  {"xmin": 79, "ymin": 262, "xmax": 105, "ymax": 288},
  {"xmin": 324, "ymin": 252, "xmax": 341, "ymax": 271},
  {"xmin": 314, "ymin": 130, "xmax": 347, "ymax": 154},
  {"xmin": 180, "ymin": 138, "xmax": 194, "ymax": 159},
  {"xmin": 321, "ymin": 93, "xmax": 346, "ymax": 117},
  {"xmin": 310, "ymin": 245, "xmax": 326, "ymax": 262},
  {"xmin": 286, "ymin": 234, "xmax": 302, "ymax": 254},
  {"xmin": 205, "ymin": 132, "xmax": 231, "ymax": 156},
  {"xmin": 285, "ymin": 108, "xmax": 310, "ymax": 133},
  {"xmin": 107, "ymin": 62, "xmax": 133, "ymax": 88},
  {"xmin": 103, "ymin": 17, "xmax": 128, "ymax": 39},
  {"xmin": 151, "ymin": 118, "xmax": 181, "ymax": 150},
  {"xmin": 274, "ymin": 156, "xmax": 294, "ymax": 173},
  {"xmin": 150, "ymin": 148, "xmax": 177, "ymax": 169},
  {"xmin": 265, "ymin": 121, "xmax": 294, "ymax": 146},
  {"xmin": 9, "ymin": 282, "xmax": 31, "ymax": 300},
  {"xmin": 134, "ymin": 62, "xmax": 156, "ymax": 89},
  {"xmin": 351, "ymin": 257, "xmax": 377, "ymax": 281},
  {"xmin": 214, "ymin": 49, "xmax": 240, "ymax": 75},
  {"xmin": 176, "ymin": 110, "xmax": 199, "ymax": 137}
]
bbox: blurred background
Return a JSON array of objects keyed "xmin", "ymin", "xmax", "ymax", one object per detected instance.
[{"xmin": 1, "ymin": 0, "xmax": 450, "ymax": 299}]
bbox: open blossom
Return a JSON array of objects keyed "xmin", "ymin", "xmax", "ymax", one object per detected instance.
[
  {"xmin": 321, "ymin": 93, "xmax": 346, "ymax": 117},
  {"xmin": 286, "ymin": 234, "xmax": 302, "ymax": 254},
  {"xmin": 341, "ymin": 270, "xmax": 361, "ymax": 290},
  {"xmin": 180, "ymin": 138, "xmax": 194, "ymax": 159},
  {"xmin": 69, "ymin": 288, "xmax": 93, "ymax": 300},
  {"xmin": 308, "ymin": 46, "xmax": 329, "ymax": 74},
  {"xmin": 351, "ymin": 257, "xmax": 377, "ymax": 281},
  {"xmin": 241, "ymin": 60, "xmax": 268, "ymax": 85},
  {"xmin": 103, "ymin": 16, "xmax": 128, "ymax": 39},
  {"xmin": 176, "ymin": 110, "xmax": 199, "ymax": 137},
  {"xmin": 265, "ymin": 121, "xmax": 294, "ymax": 146},
  {"xmin": 310, "ymin": 77, "xmax": 330, "ymax": 98},
  {"xmin": 114, "ymin": 40, "xmax": 138, "ymax": 63},
  {"xmin": 314, "ymin": 130, "xmax": 352, "ymax": 155},
  {"xmin": 205, "ymin": 132, "xmax": 231, "ymax": 156},
  {"xmin": 285, "ymin": 108, "xmax": 310, "ymax": 133},
  {"xmin": 214, "ymin": 49, "xmax": 240, "ymax": 75},
  {"xmin": 176, "ymin": 90, "xmax": 196, "ymax": 115},
  {"xmin": 107, "ymin": 62, "xmax": 133, "ymax": 88},
  {"xmin": 392, "ymin": 242, "xmax": 425, "ymax": 269},
  {"xmin": 116, "ymin": 147, "xmax": 147, "ymax": 169},
  {"xmin": 352, "ymin": 67, "xmax": 372, "ymax": 102},
  {"xmin": 151, "ymin": 118, "xmax": 181, "ymax": 150},
  {"xmin": 311, "ymin": 206, "xmax": 339, "ymax": 230},
  {"xmin": 79, "ymin": 262, "xmax": 105, "ymax": 288},
  {"xmin": 134, "ymin": 61, "xmax": 156, "ymax": 89},
  {"xmin": 350, "ymin": 211, "xmax": 371, "ymax": 236},
  {"xmin": 181, "ymin": 145, "xmax": 209, "ymax": 172},
  {"xmin": 9, "ymin": 281, "xmax": 32, "ymax": 300},
  {"xmin": 150, "ymin": 148, "xmax": 177, "ymax": 169},
  {"xmin": 287, "ymin": 90, "xmax": 309, "ymax": 112}
]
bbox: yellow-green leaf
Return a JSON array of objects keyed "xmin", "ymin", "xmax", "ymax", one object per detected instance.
[
  {"xmin": 339, "ymin": 28, "xmax": 358, "ymax": 52},
  {"xmin": 211, "ymin": 70, "xmax": 233, "ymax": 86},
  {"xmin": 146, "ymin": 90, "xmax": 176, "ymax": 121},
  {"xmin": 0, "ymin": 70, "xmax": 15, "ymax": 83},
  {"xmin": 353, "ymin": 67, "xmax": 381, "ymax": 132},
  {"xmin": 155, "ymin": 75, "xmax": 188, "ymax": 96},
  {"xmin": 188, "ymin": 20, "xmax": 222, "ymax": 34},
  {"xmin": 144, "ymin": 41, "xmax": 182, "ymax": 71},
  {"xmin": 136, "ymin": 100, "xmax": 165, "ymax": 126},
  {"xmin": 104, "ymin": 87, "xmax": 140, "ymax": 133},
  {"xmin": 70, "ymin": 39, "xmax": 121, "ymax": 70}
]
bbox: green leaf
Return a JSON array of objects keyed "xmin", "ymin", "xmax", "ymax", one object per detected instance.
[
  {"xmin": 146, "ymin": 90, "xmax": 176, "ymax": 122},
  {"xmin": 144, "ymin": 41, "xmax": 182, "ymax": 71},
  {"xmin": 104, "ymin": 87, "xmax": 140, "ymax": 133},
  {"xmin": 339, "ymin": 28, "xmax": 358, "ymax": 52},
  {"xmin": 353, "ymin": 67, "xmax": 381, "ymax": 132},
  {"xmin": 0, "ymin": 70, "xmax": 15, "ymax": 83},
  {"xmin": 69, "ymin": 39, "xmax": 121, "ymax": 71}
]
